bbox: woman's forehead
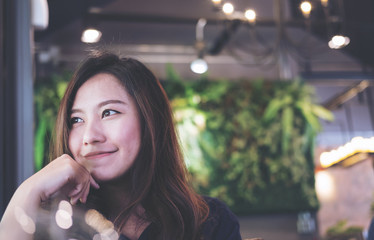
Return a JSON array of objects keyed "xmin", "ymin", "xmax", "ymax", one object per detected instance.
[{"xmin": 72, "ymin": 73, "xmax": 131, "ymax": 108}]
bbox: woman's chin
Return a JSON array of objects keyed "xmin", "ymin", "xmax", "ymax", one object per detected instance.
[{"xmin": 91, "ymin": 170, "xmax": 129, "ymax": 185}]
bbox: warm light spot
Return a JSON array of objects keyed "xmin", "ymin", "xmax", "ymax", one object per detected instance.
[
  {"xmin": 320, "ymin": 136, "xmax": 374, "ymax": 168},
  {"xmin": 58, "ymin": 200, "xmax": 73, "ymax": 216},
  {"xmin": 55, "ymin": 209, "xmax": 73, "ymax": 229},
  {"xmin": 300, "ymin": 1, "xmax": 312, "ymax": 18},
  {"xmin": 85, "ymin": 209, "xmax": 118, "ymax": 239},
  {"xmin": 245, "ymin": 9, "xmax": 256, "ymax": 23},
  {"xmin": 315, "ymin": 171, "xmax": 335, "ymax": 201},
  {"xmin": 14, "ymin": 207, "xmax": 36, "ymax": 234},
  {"xmin": 222, "ymin": 2, "xmax": 234, "ymax": 15}
]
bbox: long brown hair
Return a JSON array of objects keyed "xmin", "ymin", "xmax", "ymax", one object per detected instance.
[{"xmin": 51, "ymin": 50, "xmax": 209, "ymax": 240}]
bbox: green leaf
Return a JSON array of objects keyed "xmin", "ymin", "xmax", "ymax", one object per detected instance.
[
  {"xmin": 263, "ymin": 95, "xmax": 292, "ymax": 123},
  {"xmin": 263, "ymin": 99, "xmax": 284, "ymax": 122},
  {"xmin": 57, "ymin": 81, "xmax": 68, "ymax": 100},
  {"xmin": 296, "ymin": 101, "xmax": 321, "ymax": 131},
  {"xmin": 34, "ymin": 118, "xmax": 47, "ymax": 171},
  {"xmin": 281, "ymin": 106, "xmax": 293, "ymax": 153},
  {"xmin": 312, "ymin": 105, "xmax": 334, "ymax": 121}
]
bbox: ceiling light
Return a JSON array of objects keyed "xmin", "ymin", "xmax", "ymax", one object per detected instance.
[
  {"xmin": 300, "ymin": 1, "xmax": 312, "ymax": 18},
  {"xmin": 328, "ymin": 35, "xmax": 350, "ymax": 49},
  {"xmin": 222, "ymin": 2, "xmax": 234, "ymax": 15},
  {"xmin": 320, "ymin": 136, "xmax": 374, "ymax": 168},
  {"xmin": 244, "ymin": 9, "xmax": 256, "ymax": 23},
  {"xmin": 81, "ymin": 28, "xmax": 102, "ymax": 43},
  {"xmin": 190, "ymin": 58, "xmax": 208, "ymax": 74}
]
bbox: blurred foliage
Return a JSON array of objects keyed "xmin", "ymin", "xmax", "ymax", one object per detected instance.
[
  {"xmin": 163, "ymin": 65, "xmax": 333, "ymax": 214},
  {"xmin": 324, "ymin": 220, "xmax": 363, "ymax": 240},
  {"xmin": 34, "ymin": 72, "xmax": 70, "ymax": 171}
]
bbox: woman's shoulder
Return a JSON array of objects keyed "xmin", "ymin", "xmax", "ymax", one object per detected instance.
[{"xmin": 202, "ymin": 196, "xmax": 242, "ymax": 240}]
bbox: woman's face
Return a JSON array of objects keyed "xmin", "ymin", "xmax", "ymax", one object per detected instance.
[{"xmin": 68, "ymin": 73, "xmax": 141, "ymax": 182}]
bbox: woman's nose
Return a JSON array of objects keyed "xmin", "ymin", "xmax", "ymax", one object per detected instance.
[{"xmin": 83, "ymin": 121, "xmax": 106, "ymax": 145}]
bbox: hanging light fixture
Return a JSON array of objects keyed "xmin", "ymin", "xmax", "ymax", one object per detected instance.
[
  {"xmin": 328, "ymin": 35, "xmax": 350, "ymax": 49},
  {"xmin": 191, "ymin": 18, "xmax": 208, "ymax": 74},
  {"xmin": 190, "ymin": 59, "xmax": 208, "ymax": 74},
  {"xmin": 300, "ymin": 1, "xmax": 312, "ymax": 18},
  {"xmin": 81, "ymin": 28, "xmax": 102, "ymax": 43}
]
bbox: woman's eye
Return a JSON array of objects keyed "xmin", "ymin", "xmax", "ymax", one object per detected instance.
[
  {"xmin": 70, "ymin": 117, "xmax": 83, "ymax": 125},
  {"xmin": 102, "ymin": 109, "xmax": 119, "ymax": 118}
]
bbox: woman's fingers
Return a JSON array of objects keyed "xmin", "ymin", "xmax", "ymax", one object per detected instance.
[
  {"xmin": 67, "ymin": 172, "xmax": 95, "ymax": 204},
  {"xmin": 69, "ymin": 180, "xmax": 90, "ymax": 204},
  {"xmin": 81, "ymin": 180, "xmax": 91, "ymax": 203},
  {"xmin": 90, "ymin": 175, "xmax": 100, "ymax": 189},
  {"xmin": 35, "ymin": 154, "xmax": 97, "ymax": 204}
]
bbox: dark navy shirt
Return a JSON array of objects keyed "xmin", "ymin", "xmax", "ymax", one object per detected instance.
[
  {"xmin": 119, "ymin": 197, "xmax": 242, "ymax": 240},
  {"xmin": 368, "ymin": 218, "xmax": 374, "ymax": 240}
]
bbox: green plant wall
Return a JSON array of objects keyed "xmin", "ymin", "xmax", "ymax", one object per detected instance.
[{"xmin": 163, "ymin": 66, "xmax": 333, "ymax": 214}]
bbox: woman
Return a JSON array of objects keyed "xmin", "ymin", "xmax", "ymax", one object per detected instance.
[{"xmin": 0, "ymin": 51, "xmax": 241, "ymax": 240}]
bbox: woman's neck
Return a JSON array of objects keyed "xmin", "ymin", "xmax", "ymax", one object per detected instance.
[
  {"xmin": 93, "ymin": 181, "xmax": 150, "ymax": 240},
  {"xmin": 119, "ymin": 205, "xmax": 150, "ymax": 240},
  {"xmin": 96, "ymin": 181, "xmax": 130, "ymax": 219}
]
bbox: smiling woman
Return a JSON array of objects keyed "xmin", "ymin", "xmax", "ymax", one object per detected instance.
[{"xmin": 0, "ymin": 51, "xmax": 242, "ymax": 240}]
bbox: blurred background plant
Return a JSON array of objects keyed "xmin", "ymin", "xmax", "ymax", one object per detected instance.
[
  {"xmin": 34, "ymin": 72, "xmax": 70, "ymax": 171},
  {"xmin": 164, "ymin": 65, "xmax": 333, "ymax": 214},
  {"xmin": 324, "ymin": 220, "xmax": 364, "ymax": 240},
  {"xmin": 34, "ymin": 65, "xmax": 333, "ymax": 214}
]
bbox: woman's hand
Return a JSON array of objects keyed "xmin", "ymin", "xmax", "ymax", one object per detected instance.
[
  {"xmin": 0, "ymin": 154, "xmax": 99, "ymax": 239},
  {"xmin": 33, "ymin": 154, "xmax": 100, "ymax": 204}
]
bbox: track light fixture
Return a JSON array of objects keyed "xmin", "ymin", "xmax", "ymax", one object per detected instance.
[
  {"xmin": 190, "ymin": 58, "xmax": 208, "ymax": 74},
  {"xmin": 191, "ymin": 18, "xmax": 208, "ymax": 74},
  {"xmin": 81, "ymin": 28, "xmax": 102, "ymax": 43}
]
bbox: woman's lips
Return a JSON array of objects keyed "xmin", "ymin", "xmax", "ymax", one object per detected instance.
[{"xmin": 83, "ymin": 150, "xmax": 117, "ymax": 159}]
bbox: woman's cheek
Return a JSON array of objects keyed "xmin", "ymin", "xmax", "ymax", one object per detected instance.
[{"xmin": 68, "ymin": 129, "xmax": 81, "ymax": 158}]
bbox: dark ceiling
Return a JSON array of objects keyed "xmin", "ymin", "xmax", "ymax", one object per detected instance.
[
  {"xmin": 32, "ymin": 0, "xmax": 374, "ymax": 139},
  {"xmin": 34, "ymin": 0, "xmax": 374, "ymax": 80}
]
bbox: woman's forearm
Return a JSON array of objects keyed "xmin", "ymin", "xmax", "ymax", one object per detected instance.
[
  {"xmin": 0, "ymin": 154, "xmax": 98, "ymax": 239},
  {"xmin": 0, "ymin": 179, "xmax": 41, "ymax": 240}
]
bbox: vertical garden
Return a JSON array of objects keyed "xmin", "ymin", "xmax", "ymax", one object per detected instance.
[{"xmin": 34, "ymin": 67, "xmax": 333, "ymax": 214}]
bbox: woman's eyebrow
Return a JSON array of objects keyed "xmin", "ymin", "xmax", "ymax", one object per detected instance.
[
  {"xmin": 98, "ymin": 99, "xmax": 127, "ymax": 108},
  {"xmin": 70, "ymin": 108, "xmax": 82, "ymax": 114},
  {"xmin": 71, "ymin": 100, "xmax": 127, "ymax": 114}
]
